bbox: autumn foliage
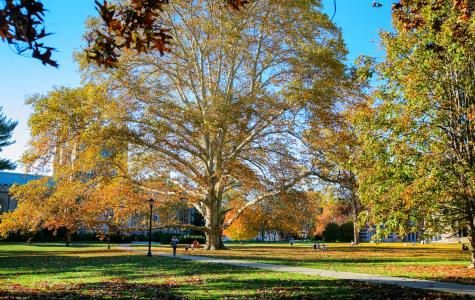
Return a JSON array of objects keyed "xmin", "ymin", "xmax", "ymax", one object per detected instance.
[{"xmin": 224, "ymin": 198, "xmax": 260, "ymax": 241}]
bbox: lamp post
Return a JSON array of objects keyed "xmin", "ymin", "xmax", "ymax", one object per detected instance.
[
  {"xmin": 105, "ymin": 209, "xmax": 114, "ymax": 250},
  {"xmin": 147, "ymin": 198, "xmax": 154, "ymax": 257}
]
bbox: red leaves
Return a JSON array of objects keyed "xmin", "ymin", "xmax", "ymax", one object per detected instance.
[
  {"xmin": 1, "ymin": 0, "xmax": 250, "ymax": 68},
  {"xmin": 86, "ymin": 0, "xmax": 173, "ymax": 68},
  {"xmin": 86, "ymin": 0, "xmax": 249, "ymax": 68},
  {"xmin": 0, "ymin": 0, "xmax": 58, "ymax": 67}
]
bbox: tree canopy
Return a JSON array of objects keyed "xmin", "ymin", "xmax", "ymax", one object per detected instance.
[
  {"xmin": 1, "ymin": 0, "xmax": 356, "ymax": 250},
  {"xmin": 354, "ymin": 0, "xmax": 475, "ymax": 267}
]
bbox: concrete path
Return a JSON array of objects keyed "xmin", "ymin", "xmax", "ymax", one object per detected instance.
[{"xmin": 118, "ymin": 244, "xmax": 475, "ymax": 296}]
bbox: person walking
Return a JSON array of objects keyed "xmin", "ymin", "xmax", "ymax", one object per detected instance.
[{"xmin": 171, "ymin": 236, "xmax": 179, "ymax": 256}]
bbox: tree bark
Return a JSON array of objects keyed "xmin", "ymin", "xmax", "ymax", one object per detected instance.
[
  {"xmin": 203, "ymin": 202, "xmax": 226, "ymax": 250},
  {"xmin": 204, "ymin": 225, "xmax": 225, "ymax": 250},
  {"xmin": 468, "ymin": 222, "xmax": 475, "ymax": 269},
  {"xmin": 65, "ymin": 230, "xmax": 71, "ymax": 247},
  {"xmin": 352, "ymin": 211, "xmax": 359, "ymax": 244}
]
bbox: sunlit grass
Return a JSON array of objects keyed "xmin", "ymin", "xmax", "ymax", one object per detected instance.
[
  {"xmin": 0, "ymin": 242, "xmax": 463, "ymax": 299},
  {"xmin": 135, "ymin": 241, "xmax": 474, "ymax": 284}
]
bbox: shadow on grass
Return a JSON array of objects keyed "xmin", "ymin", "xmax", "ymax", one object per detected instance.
[
  {"xmin": 0, "ymin": 271, "xmax": 468, "ymax": 300},
  {"xmin": 224, "ymin": 245, "xmax": 466, "ymax": 253},
  {"xmin": 182, "ymin": 253, "xmax": 459, "ymax": 265},
  {"xmin": 0, "ymin": 248, "xmax": 471, "ymax": 299}
]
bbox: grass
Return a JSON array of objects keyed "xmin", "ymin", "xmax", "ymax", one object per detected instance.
[
  {"xmin": 0, "ymin": 242, "xmax": 469, "ymax": 299},
  {"xmin": 138, "ymin": 241, "xmax": 475, "ymax": 285}
]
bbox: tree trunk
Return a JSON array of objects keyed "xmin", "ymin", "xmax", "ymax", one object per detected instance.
[
  {"xmin": 204, "ymin": 225, "xmax": 225, "ymax": 250},
  {"xmin": 468, "ymin": 223, "xmax": 475, "ymax": 269},
  {"xmin": 352, "ymin": 212, "xmax": 359, "ymax": 245},
  {"xmin": 65, "ymin": 230, "xmax": 71, "ymax": 247},
  {"xmin": 203, "ymin": 203, "xmax": 225, "ymax": 250}
]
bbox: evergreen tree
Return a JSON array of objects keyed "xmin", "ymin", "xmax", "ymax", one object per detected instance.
[{"xmin": 0, "ymin": 108, "xmax": 18, "ymax": 170}]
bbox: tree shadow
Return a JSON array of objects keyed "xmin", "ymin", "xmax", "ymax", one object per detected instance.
[
  {"xmin": 0, "ymin": 247, "xmax": 471, "ymax": 299},
  {"xmin": 182, "ymin": 252, "xmax": 456, "ymax": 265},
  {"xmin": 0, "ymin": 275, "xmax": 467, "ymax": 299}
]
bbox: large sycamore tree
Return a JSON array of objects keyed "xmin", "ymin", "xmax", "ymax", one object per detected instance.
[
  {"xmin": 355, "ymin": 1, "xmax": 475, "ymax": 267},
  {"xmin": 82, "ymin": 0, "xmax": 348, "ymax": 249}
]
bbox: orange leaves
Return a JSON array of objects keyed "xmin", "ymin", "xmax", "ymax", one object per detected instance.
[
  {"xmin": 452, "ymin": 0, "xmax": 472, "ymax": 22},
  {"xmin": 256, "ymin": 190, "xmax": 320, "ymax": 237},
  {"xmin": 223, "ymin": 215, "xmax": 259, "ymax": 241},
  {"xmin": 224, "ymin": 197, "xmax": 260, "ymax": 241},
  {"xmin": 313, "ymin": 200, "xmax": 347, "ymax": 236},
  {"xmin": 86, "ymin": 0, "xmax": 249, "ymax": 67},
  {"xmin": 86, "ymin": 0, "xmax": 172, "ymax": 67}
]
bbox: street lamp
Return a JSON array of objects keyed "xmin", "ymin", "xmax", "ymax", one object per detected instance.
[
  {"xmin": 105, "ymin": 209, "xmax": 114, "ymax": 250},
  {"xmin": 147, "ymin": 198, "xmax": 155, "ymax": 257}
]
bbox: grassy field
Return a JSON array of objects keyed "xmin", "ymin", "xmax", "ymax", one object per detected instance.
[
  {"xmin": 0, "ymin": 242, "xmax": 468, "ymax": 299},
  {"xmin": 138, "ymin": 241, "xmax": 474, "ymax": 285}
]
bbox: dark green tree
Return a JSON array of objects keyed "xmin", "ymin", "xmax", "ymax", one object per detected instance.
[{"xmin": 0, "ymin": 108, "xmax": 18, "ymax": 170}]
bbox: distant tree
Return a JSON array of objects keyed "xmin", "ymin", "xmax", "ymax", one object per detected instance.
[
  {"xmin": 307, "ymin": 107, "xmax": 364, "ymax": 243},
  {"xmin": 0, "ymin": 107, "xmax": 17, "ymax": 170},
  {"xmin": 0, "ymin": 86, "xmax": 141, "ymax": 246},
  {"xmin": 313, "ymin": 198, "xmax": 348, "ymax": 237},
  {"xmin": 339, "ymin": 222, "xmax": 354, "ymax": 242},
  {"xmin": 223, "ymin": 197, "xmax": 260, "ymax": 242},
  {"xmin": 258, "ymin": 190, "xmax": 320, "ymax": 239},
  {"xmin": 322, "ymin": 222, "xmax": 339, "ymax": 242}
]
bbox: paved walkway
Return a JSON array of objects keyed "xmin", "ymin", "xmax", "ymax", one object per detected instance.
[{"xmin": 118, "ymin": 244, "xmax": 475, "ymax": 296}]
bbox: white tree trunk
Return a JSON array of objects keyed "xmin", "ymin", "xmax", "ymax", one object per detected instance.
[{"xmin": 203, "ymin": 200, "xmax": 225, "ymax": 250}]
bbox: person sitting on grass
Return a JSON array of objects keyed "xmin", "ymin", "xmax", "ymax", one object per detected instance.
[
  {"xmin": 171, "ymin": 236, "xmax": 179, "ymax": 256},
  {"xmin": 191, "ymin": 240, "xmax": 200, "ymax": 250}
]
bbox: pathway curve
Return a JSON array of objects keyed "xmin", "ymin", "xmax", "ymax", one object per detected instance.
[{"xmin": 118, "ymin": 244, "xmax": 475, "ymax": 296}]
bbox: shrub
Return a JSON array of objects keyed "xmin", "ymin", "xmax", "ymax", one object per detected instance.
[
  {"xmin": 322, "ymin": 222, "xmax": 340, "ymax": 242},
  {"xmin": 72, "ymin": 231, "xmax": 97, "ymax": 241},
  {"xmin": 322, "ymin": 222, "xmax": 354, "ymax": 242},
  {"xmin": 339, "ymin": 222, "xmax": 354, "ymax": 242},
  {"xmin": 152, "ymin": 232, "xmax": 176, "ymax": 244}
]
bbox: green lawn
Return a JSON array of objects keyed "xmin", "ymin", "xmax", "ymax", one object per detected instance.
[
  {"xmin": 138, "ymin": 241, "xmax": 474, "ymax": 285},
  {"xmin": 0, "ymin": 242, "xmax": 467, "ymax": 299}
]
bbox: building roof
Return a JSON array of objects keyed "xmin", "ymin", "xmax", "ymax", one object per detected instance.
[{"xmin": 0, "ymin": 171, "xmax": 45, "ymax": 187}]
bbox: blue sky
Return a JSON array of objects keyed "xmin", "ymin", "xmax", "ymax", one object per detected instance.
[{"xmin": 0, "ymin": 0, "xmax": 393, "ymax": 172}]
